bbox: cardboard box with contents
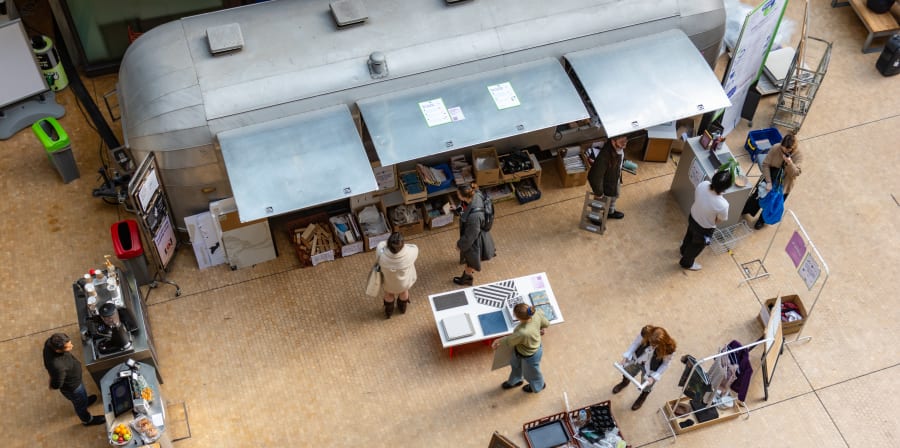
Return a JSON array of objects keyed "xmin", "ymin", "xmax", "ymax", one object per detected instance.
[
  {"xmin": 351, "ymin": 197, "xmax": 392, "ymax": 251},
  {"xmin": 388, "ymin": 203, "xmax": 425, "ymax": 237},
  {"xmin": 285, "ymin": 212, "xmax": 337, "ymax": 267},
  {"xmin": 423, "ymin": 194, "xmax": 457, "ymax": 229},
  {"xmin": 556, "ymin": 146, "xmax": 589, "ymax": 188},
  {"xmin": 757, "ymin": 294, "xmax": 808, "ymax": 335},
  {"xmin": 472, "ymin": 146, "xmax": 500, "ymax": 186}
]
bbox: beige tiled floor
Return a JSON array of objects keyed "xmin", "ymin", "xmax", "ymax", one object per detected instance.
[{"xmin": 1, "ymin": 1, "xmax": 899, "ymax": 447}]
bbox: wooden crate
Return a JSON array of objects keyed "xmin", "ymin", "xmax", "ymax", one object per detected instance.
[
  {"xmin": 285, "ymin": 213, "xmax": 337, "ymax": 267},
  {"xmin": 399, "ymin": 170, "xmax": 428, "ymax": 204},
  {"xmin": 663, "ymin": 397, "xmax": 743, "ymax": 435}
]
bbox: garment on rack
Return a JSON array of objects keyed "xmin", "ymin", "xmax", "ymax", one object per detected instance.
[
  {"xmin": 728, "ymin": 340, "xmax": 753, "ymax": 401},
  {"xmin": 705, "ymin": 345, "xmax": 739, "ymax": 402}
]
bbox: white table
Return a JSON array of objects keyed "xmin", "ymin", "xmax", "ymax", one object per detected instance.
[{"xmin": 427, "ymin": 272, "xmax": 565, "ymax": 357}]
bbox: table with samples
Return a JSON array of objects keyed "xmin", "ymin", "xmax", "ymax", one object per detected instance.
[{"xmin": 428, "ymin": 272, "xmax": 564, "ymax": 357}]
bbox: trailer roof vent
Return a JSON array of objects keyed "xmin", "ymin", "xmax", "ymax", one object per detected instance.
[
  {"xmin": 446, "ymin": 0, "xmax": 472, "ymax": 4},
  {"xmin": 330, "ymin": 0, "xmax": 368, "ymax": 27},
  {"xmin": 206, "ymin": 23, "xmax": 244, "ymax": 55}
]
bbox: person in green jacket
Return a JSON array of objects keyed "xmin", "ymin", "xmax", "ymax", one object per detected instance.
[{"xmin": 492, "ymin": 303, "xmax": 550, "ymax": 393}]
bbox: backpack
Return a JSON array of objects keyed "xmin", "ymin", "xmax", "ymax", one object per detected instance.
[{"xmin": 469, "ymin": 191, "xmax": 494, "ymax": 232}]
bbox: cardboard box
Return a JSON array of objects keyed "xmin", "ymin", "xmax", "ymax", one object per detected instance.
[
  {"xmin": 399, "ymin": 170, "xmax": 428, "ymax": 204},
  {"xmin": 329, "ymin": 213, "xmax": 364, "ymax": 257},
  {"xmin": 644, "ymin": 138, "xmax": 673, "ymax": 162},
  {"xmin": 423, "ymin": 195, "xmax": 457, "ymax": 229},
  {"xmin": 757, "ymin": 295, "xmax": 808, "ymax": 335},
  {"xmin": 387, "ymin": 203, "xmax": 425, "ymax": 237},
  {"xmin": 353, "ymin": 200, "xmax": 392, "ymax": 251},
  {"xmin": 372, "ymin": 162, "xmax": 398, "ymax": 194},
  {"xmin": 472, "ymin": 146, "xmax": 500, "ymax": 186},
  {"xmin": 670, "ymin": 118, "xmax": 696, "ymax": 154},
  {"xmin": 556, "ymin": 146, "xmax": 589, "ymax": 188}
]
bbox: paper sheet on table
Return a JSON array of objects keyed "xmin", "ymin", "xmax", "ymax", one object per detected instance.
[
  {"xmin": 492, "ymin": 342, "xmax": 513, "ymax": 371},
  {"xmin": 151, "ymin": 413, "xmax": 164, "ymax": 427},
  {"xmin": 614, "ymin": 362, "xmax": 650, "ymax": 391}
]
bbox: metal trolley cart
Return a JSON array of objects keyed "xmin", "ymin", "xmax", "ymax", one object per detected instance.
[{"xmin": 770, "ymin": 36, "xmax": 832, "ymax": 133}]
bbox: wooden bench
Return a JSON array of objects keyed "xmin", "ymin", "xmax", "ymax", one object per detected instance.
[{"xmin": 833, "ymin": 0, "xmax": 900, "ymax": 53}]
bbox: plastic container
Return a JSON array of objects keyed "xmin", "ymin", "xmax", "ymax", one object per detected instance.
[
  {"xmin": 31, "ymin": 117, "xmax": 79, "ymax": 183},
  {"xmin": 744, "ymin": 128, "xmax": 783, "ymax": 163},
  {"xmin": 111, "ymin": 220, "xmax": 153, "ymax": 286}
]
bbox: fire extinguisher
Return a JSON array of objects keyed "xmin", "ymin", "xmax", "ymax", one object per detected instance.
[{"xmin": 31, "ymin": 35, "xmax": 69, "ymax": 91}]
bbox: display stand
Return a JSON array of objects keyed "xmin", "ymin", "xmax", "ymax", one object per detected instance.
[
  {"xmin": 520, "ymin": 393, "xmax": 631, "ymax": 448},
  {"xmin": 128, "ymin": 153, "xmax": 181, "ymax": 296},
  {"xmin": 657, "ymin": 337, "xmax": 773, "ymax": 442},
  {"xmin": 579, "ymin": 192, "xmax": 611, "ymax": 235},
  {"xmin": 734, "ymin": 209, "xmax": 830, "ymax": 343}
]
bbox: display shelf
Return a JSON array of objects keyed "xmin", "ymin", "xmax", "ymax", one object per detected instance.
[
  {"xmin": 662, "ymin": 397, "xmax": 747, "ymax": 435},
  {"xmin": 522, "ymin": 400, "xmax": 630, "ymax": 448}
]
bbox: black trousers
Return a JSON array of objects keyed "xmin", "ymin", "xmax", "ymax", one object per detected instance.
[{"xmin": 679, "ymin": 215, "xmax": 715, "ymax": 268}]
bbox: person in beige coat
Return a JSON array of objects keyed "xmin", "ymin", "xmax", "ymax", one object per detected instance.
[
  {"xmin": 741, "ymin": 133, "xmax": 803, "ymax": 229},
  {"xmin": 376, "ymin": 232, "xmax": 419, "ymax": 319}
]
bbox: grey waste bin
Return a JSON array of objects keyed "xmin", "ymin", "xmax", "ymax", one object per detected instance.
[
  {"xmin": 31, "ymin": 117, "xmax": 80, "ymax": 183},
  {"xmin": 111, "ymin": 219, "xmax": 154, "ymax": 286}
]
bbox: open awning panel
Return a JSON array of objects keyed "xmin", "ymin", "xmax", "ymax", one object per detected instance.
[
  {"xmin": 565, "ymin": 29, "xmax": 730, "ymax": 137},
  {"xmin": 218, "ymin": 104, "xmax": 378, "ymax": 222},
  {"xmin": 357, "ymin": 58, "xmax": 589, "ymax": 166}
]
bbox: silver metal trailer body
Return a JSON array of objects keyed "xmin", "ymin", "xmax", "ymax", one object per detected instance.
[{"xmin": 117, "ymin": 0, "xmax": 727, "ymax": 227}]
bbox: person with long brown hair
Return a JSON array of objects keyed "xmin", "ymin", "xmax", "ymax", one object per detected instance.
[
  {"xmin": 613, "ymin": 325, "xmax": 677, "ymax": 410},
  {"xmin": 453, "ymin": 183, "xmax": 496, "ymax": 286}
]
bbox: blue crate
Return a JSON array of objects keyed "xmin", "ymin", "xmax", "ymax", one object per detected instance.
[
  {"xmin": 744, "ymin": 128, "xmax": 783, "ymax": 163},
  {"xmin": 424, "ymin": 163, "xmax": 454, "ymax": 194}
]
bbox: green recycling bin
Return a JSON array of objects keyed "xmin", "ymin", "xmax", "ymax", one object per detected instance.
[{"xmin": 32, "ymin": 117, "xmax": 80, "ymax": 183}]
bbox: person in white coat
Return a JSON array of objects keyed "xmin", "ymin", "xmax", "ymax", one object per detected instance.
[{"xmin": 376, "ymin": 232, "xmax": 418, "ymax": 319}]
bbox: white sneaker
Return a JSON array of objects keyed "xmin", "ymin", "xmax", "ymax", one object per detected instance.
[{"xmin": 686, "ymin": 263, "xmax": 702, "ymax": 271}]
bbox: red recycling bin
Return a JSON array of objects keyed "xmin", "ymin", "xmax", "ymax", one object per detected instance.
[
  {"xmin": 111, "ymin": 219, "xmax": 143, "ymax": 259},
  {"xmin": 110, "ymin": 219, "xmax": 153, "ymax": 285}
]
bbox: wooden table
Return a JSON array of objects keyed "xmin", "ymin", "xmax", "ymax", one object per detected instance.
[
  {"xmin": 427, "ymin": 272, "xmax": 564, "ymax": 358},
  {"xmin": 833, "ymin": 0, "xmax": 900, "ymax": 53}
]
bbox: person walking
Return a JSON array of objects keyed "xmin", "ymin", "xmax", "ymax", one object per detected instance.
[
  {"xmin": 742, "ymin": 133, "xmax": 803, "ymax": 229},
  {"xmin": 679, "ymin": 170, "xmax": 732, "ymax": 271},
  {"xmin": 453, "ymin": 183, "xmax": 496, "ymax": 286},
  {"xmin": 587, "ymin": 134, "xmax": 628, "ymax": 220},
  {"xmin": 43, "ymin": 333, "xmax": 106, "ymax": 426},
  {"xmin": 376, "ymin": 232, "xmax": 419, "ymax": 319},
  {"xmin": 492, "ymin": 303, "xmax": 550, "ymax": 393},
  {"xmin": 613, "ymin": 325, "xmax": 677, "ymax": 410}
]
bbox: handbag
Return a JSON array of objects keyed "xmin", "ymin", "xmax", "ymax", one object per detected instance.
[
  {"xmin": 365, "ymin": 249, "xmax": 384, "ymax": 298},
  {"xmin": 759, "ymin": 168, "xmax": 785, "ymax": 224}
]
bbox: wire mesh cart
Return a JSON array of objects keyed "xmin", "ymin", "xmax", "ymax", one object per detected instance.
[
  {"xmin": 710, "ymin": 221, "xmax": 753, "ymax": 255},
  {"xmin": 770, "ymin": 36, "xmax": 832, "ymax": 133}
]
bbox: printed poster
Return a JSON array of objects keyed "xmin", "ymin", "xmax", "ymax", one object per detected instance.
[
  {"xmin": 487, "ymin": 82, "xmax": 521, "ymax": 110},
  {"xmin": 798, "ymin": 253, "xmax": 821, "ymax": 290},
  {"xmin": 785, "ymin": 231, "xmax": 806, "ymax": 267},
  {"xmin": 418, "ymin": 98, "xmax": 452, "ymax": 127}
]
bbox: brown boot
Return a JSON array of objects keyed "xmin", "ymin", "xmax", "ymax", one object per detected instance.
[
  {"xmin": 397, "ymin": 299, "xmax": 409, "ymax": 314},
  {"xmin": 612, "ymin": 377, "xmax": 630, "ymax": 394},
  {"xmin": 631, "ymin": 391, "xmax": 649, "ymax": 410},
  {"xmin": 383, "ymin": 300, "xmax": 394, "ymax": 319},
  {"xmin": 453, "ymin": 271, "xmax": 474, "ymax": 286}
]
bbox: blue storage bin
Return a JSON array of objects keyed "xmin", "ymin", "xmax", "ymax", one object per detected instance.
[
  {"xmin": 744, "ymin": 128, "xmax": 783, "ymax": 163},
  {"xmin": 425, "ymin": 163, "xmax": 454, "ymax": 194}
]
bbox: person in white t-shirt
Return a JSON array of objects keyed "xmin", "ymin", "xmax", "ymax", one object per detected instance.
[{"xmin": 679, "ymin": 170, "xmax": 731, "ymax": 270}]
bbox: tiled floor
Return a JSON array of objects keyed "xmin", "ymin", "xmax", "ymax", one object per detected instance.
[{"xmin": 1, "ymin": 1, "xmax": 899, "ymax": 447}]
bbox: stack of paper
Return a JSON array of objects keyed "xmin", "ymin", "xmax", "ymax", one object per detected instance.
[{"xmin": 441, "ymin": 313, "xmax": 475, "ymax": 341}]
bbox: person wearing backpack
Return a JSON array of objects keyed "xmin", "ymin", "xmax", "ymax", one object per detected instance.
[{"xmin": 453, "ymin": 183, "xmax": 496, "ymax": 286}]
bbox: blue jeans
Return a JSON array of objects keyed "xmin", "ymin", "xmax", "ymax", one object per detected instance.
[
  {"xmin": 508, "ymin": 345, "xmax": 544, "ymax": 392},
  {"xmin": 60, "ymin": 383, "xmax": 92, "ymax": 423}
]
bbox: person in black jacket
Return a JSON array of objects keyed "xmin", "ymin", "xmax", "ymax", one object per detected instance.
[
  {"xmin": 43, "ymin": 333, "xmax": 105, "ymax": 426},
  {"xmin": 587, "ymin": 135, "xmax": 628, "ymax": 219}
]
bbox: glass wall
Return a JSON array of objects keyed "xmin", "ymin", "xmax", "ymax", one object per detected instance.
[{"xmin": 59, "ymin": 0, "xmax": 230, "ymax": 72}]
